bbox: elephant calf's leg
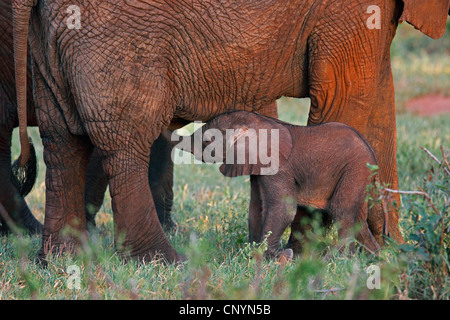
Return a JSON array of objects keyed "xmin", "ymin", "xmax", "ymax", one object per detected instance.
[
  {"xmin": 328, "ymin": 178, "xmax": 380, "ymax": 254},
  {"xmin": 355, "ymin": 204, "xmax": 381, "ymax": 254},
  {"xmin": 258, "ymin": 175, "xmax": 297, "ymax": 258},
  {"xmin": 286, "ymin": 206, "xmax": 312, "ymax": 255}
]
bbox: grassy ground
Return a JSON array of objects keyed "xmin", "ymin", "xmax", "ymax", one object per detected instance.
[{"xmin": 1, "ymin": 23, "xmax": 449, "ymax": 300}]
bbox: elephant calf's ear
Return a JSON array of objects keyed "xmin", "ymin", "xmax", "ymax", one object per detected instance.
[
  {"xmin": 219, "ymin": 115, "xmax": 292, "ymax": 177},
  {"xmin": 399, "ymin": 0, "xmax": 449, "ymax": 39}
]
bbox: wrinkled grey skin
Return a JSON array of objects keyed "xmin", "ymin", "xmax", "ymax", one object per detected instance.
[
  {"xmin": 12, "ymin": 0, "xmax": 447, "ymax": 262},
  {"xmin": 1, "ymin": 0, "xmax": 175, "ymax": 234},
  {"xmin": 179, "ymin": 111, "xmax": 387, "ymax": 257}
]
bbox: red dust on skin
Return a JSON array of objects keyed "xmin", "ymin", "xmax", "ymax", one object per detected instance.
[{"xmin": 405, "ymin": 95, "xmax": 450, "ymax": 116}]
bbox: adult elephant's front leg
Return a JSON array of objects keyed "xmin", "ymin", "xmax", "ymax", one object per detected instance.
[
  {"xmin": 306, "ymin": 3, "xmax": 403, "ymax": 243},
  {"xmin": 308, "ymin": 64, "xmax": 402, "ymax": 242},
  {"xmin": 365, "ymin": 63, "xmax": 402, "ymax": 242}
]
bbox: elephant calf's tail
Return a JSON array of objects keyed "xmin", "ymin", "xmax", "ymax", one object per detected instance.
[{"xmin": 11, "ymin": 140, "xmax": 37, "ymax": 197}]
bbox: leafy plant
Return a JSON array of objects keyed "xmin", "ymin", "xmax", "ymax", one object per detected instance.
[{"xmin": 384, "ymin": 147, "xmax": 449, "ymax": 299}]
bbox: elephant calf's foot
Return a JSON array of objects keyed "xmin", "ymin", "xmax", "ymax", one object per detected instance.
[
  {"xmin": 278, "ymin": 249, "xmax": 294, "ymax": 264},
  {"xmin": 264, "ymin": 248, "xmax": 294, "ymax": 262}
]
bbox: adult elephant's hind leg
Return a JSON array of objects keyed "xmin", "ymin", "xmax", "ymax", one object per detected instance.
[
  {"xmin": 34, "ymin": 67, "xmax": 93, "ymax": 261},
  {"xmin": 105, "ymin": 150, "xmax": 179, "ymax": 262},
  {"xmin": 39, "ymin": 132, "xmax": 93, "ymax": 260},
  {"xmin": 0, "ymin": 127, "xmax": 42, "ymax": 234},
  {"xmin": 92, "ymin": 103, "xmax": 180, "ymax": 263}
]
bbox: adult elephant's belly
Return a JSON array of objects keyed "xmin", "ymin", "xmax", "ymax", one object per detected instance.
[
  {"xmin": 168, "ymin": 118, "xmax": 192, "ymax": 131},
  {"xmin": 171, "ymin": 100, "xmax": 280, "ymax": 130}
]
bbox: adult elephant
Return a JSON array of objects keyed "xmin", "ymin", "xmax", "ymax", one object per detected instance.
[
  {"xmin": 12, "ymin": 0, "xmax": 448, "ymax": 262},
  {"xmin": 1, "ymin": 0, "xmax": 175, "ymax": 234}
]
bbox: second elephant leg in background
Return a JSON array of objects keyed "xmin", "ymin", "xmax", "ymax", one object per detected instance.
[
  {"xmin": 248, "ymin": 176, "xmax": 263, "ymax": 244},
  {"xmin": 84, "ymin": 149, "xmax": 108, "ymax": 230},
  {"xmin": 148, "ymin": 132, "xmax": 175, "ymax": 231},
  {"xmin": 0, "ymin": 126, "xmax": 42, "ymax": 234}
]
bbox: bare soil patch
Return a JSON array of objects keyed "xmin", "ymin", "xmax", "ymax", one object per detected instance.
[{"xmin": 405, "ymin": 95, "xmax": 450, "ymax": 116}]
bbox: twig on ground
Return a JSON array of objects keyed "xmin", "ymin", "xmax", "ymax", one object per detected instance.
[
  {"xmin": 440, "ymin": 146, "xmax": 450, "ymax": 175},
  {"xmin": 422, "ymin": 147, "xmax": 450, "ymax": 176},
  {"xmin": 383, "ymin": 188, "xmax": 440, "ymax": 216},
  {"xmin": 383, "ymin": 171, "xmax": 448, "ymax": 279},
  {"xmin": 313, "ymin": 287, "xmax": 346, "ymax": 300}
]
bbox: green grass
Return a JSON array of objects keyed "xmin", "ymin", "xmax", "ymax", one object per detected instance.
[
  {"xmin": 1, "ymin": 23, "xmax": 449, "ymax": 300},
  {"xmin": 391, "ymin": 21, "xmax": 450, "ymax": 109}
]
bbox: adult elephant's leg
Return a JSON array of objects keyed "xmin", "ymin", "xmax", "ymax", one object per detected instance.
[
  {"xmin": 248, "ymin": 175, "xmax": 263, "ymax": 244},
  {"xmin": 83, "ymin": 133, "xmax": 176, "ymax": 232},
  {"xmin": 38, "ymin": 130, "xmax": 93, "ymax": 258},
  {"xmin": 34, "ymin": 75, "xmax": 92, "ymax": 258},
  {"xmin": 84, "ymin": 149, "xmax": 108, "ymax": 230},
  {"xmin": 148, "ymin": 132, "xmax": 175, "ymax": 231},
  {"xmin": 366, "ymin": 60, "xmax": 403, "ymax": 242},
  {"xmin": 90, "ymin": 102, "xmax": 180, "ymax": 263},
  {"xmin": 306, "ymin": 1, "xmax": 402, "ymax": 243},
  {"xmin": 0, "ymin": 126, "xmax": 42, "ymax": 234},
  {"xmin": 101, "ymin": 149, "xmax": 179, "ymax": 262}
]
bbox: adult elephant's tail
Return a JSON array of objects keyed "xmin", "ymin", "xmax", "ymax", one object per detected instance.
[{"xmin": 11, "ymin": 0, "xmax": 37, "ymax": 196}]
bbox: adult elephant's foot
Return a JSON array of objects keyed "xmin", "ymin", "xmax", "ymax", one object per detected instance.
[
  {"xmin": 104, "ymin": 149, "xmax": 182, "ymax": 265},
  {"xmin": 115, "ymin": 211, "xmax": 182, "ymax": 265},
  {"xmin": 36, "ymin": 235, "xmax": 80, "ymax": 266},
  {"xmin": 35, "ymin": 130, "xmax": 93, "ymax": 266}
]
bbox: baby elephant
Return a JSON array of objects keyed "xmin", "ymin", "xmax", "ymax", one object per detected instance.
[{"xmin": 173, "ymin": 111, "xmax": 388, "ymax": 258}]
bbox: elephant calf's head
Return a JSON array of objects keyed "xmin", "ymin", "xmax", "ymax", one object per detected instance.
[{"xmin": 171, "ymin": 111, "xmax": 293, "ymax": 176}]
